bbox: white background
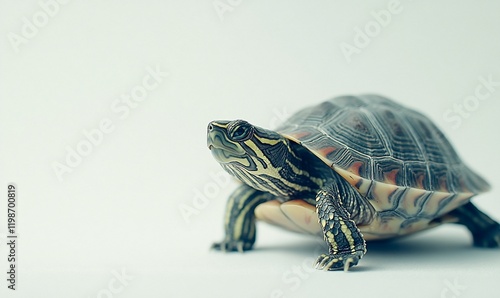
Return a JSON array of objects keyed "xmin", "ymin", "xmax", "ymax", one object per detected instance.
[{"xmin": 1, "ymin": 1, "xmax": 500, "ymax": 297}]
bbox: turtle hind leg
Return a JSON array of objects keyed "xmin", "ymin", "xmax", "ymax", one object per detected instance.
[{"xmin": 449, "ymin": 202, "xmax": 500, "ymax": 248}]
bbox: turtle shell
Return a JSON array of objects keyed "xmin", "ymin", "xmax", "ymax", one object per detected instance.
[
  {"xmin": 277, "ymin": 95, "xmax": 489, "ymax": 194},
  {"xmin": 256, "ymin": 95, "xmax": 490, "ymax": 239}
]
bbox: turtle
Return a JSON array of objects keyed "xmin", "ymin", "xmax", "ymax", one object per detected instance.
[{"xmin": 206, "ymin": 94, "xmax": 500, "ymax": 271}]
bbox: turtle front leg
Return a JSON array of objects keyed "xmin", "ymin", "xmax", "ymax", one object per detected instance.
[
  {"xmin": 212, "ymin": 184, "xmax": 274, "ymax": 252},
  {"xmin": 314, "ymin": 181, "xmax": 374, "ymax": 271}
]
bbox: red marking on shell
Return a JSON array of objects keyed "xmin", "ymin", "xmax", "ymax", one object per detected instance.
[
  {"xmin": 459, "ymin": 180, "xmax": 471, "ymax": 194},
  {"xmin": 348, "ymin": 161, "xmax": 363, "ymax": 176},
  {"xmin": 416, "ymin": 174, "xmax": 425, "ymax": 189},
  {"xmin": 316, "ymin": 147, "xmax": 336, "ymax": 158},
  {"xmin": 438, "ymin": 176, "xmax": 449, "ymax": 192},
  {"xmin": 334, "ymin": 167, "xmax": 362, "ymax": 188},
  {"xmin": 385, "ymin": 169, "xmax": 399, "ymax": 184},
  {"xmin": 288, "ymin": 131, "xmax": 310, "ymax": 141}
]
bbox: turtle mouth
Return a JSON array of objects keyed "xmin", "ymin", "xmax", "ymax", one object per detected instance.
[
  {"xmin": 210, "ymin": 146, "xmax": 247, "ymax": 164},
  {"xmin": 207, "ymin": 134, "xmax": 242, "ymax": 154},
  {"xmin": 207, "ymin": 128, "xmax": 246, "ymax": 163}
]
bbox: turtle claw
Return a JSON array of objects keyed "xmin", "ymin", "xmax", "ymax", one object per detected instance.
[
  {"xmin": 211, "ymin": 240, "xmax": 252, "ymax": 252},
  {"xmin": 314, "ymin": 252, "xmax": 363, "ymax": 271}
]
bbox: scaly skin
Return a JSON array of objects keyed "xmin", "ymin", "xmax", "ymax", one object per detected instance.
[
  {"xmin": 212, "ymin": 184, "xmax": 274, "ymax": 252},
  {"xmin": 314, "ymin": 179, "xmax": 371, "ymax": 271}
]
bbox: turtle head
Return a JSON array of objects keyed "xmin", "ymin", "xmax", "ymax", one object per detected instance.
[{"xmin": 207, "ymin": 119, "xmax": 292, "ymax": 195}]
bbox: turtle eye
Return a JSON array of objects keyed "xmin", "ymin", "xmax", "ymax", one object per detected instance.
[{"xmin": 230, "ymin": 122, "xmax": 253, "ymax": 141}]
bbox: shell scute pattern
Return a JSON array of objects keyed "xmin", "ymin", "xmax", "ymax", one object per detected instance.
[
  {"xmin": 277, "ymin": 95, "xmax": 490, "ymax": 195},
  {"xmin": 275, "ymin": 95, "xmax": 491, "ymax": 234},
  {"xmin": 395, "ymin": 188, "xmax": 428, "ymax": 216},
  {"xmin": 323, "ymin": 108, "xmax": 389, "ymax": 158},
  {"xmin": 368, "ymin": 105, "xmax": 425, "ymax": 162}
]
